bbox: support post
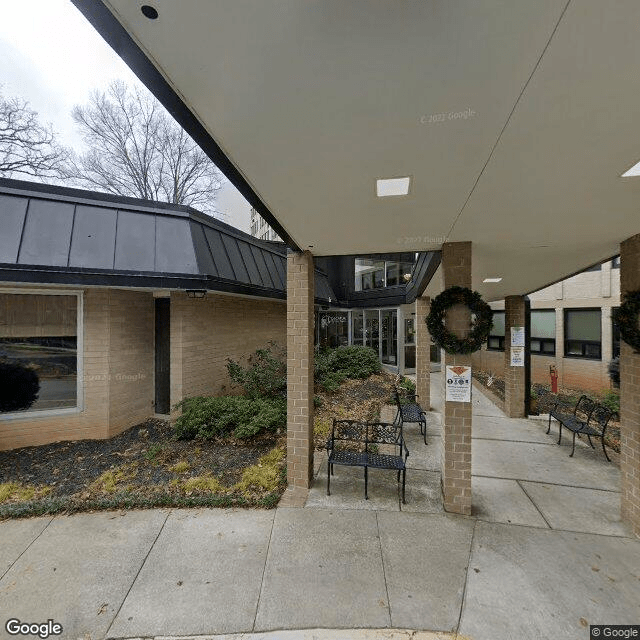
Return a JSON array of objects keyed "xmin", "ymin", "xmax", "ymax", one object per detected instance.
[
  {"xmin": 504, "ymin": 295, "xmax": 527, "ymax": 418},
  {"xmin": 441, "ymin": 241, "xmax": 472, "ymax": 515},
  {"xmin": 620, "ymin": 234, "xmax": 640, "ymax": 537},
  {"xmin": 415, "ymin": 296, "xmax": 431, "ymax": 409},
  {"xmin": 286, "ymin": 250, "xmax": 314, "ymax": 491}
]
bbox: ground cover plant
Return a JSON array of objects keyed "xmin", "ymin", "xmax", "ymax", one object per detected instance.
[{"xmin": 0, "ymin": 418, "xmax": 286, "ymax": 519}]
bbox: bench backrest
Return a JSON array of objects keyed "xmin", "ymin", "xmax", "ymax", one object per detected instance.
[
  {"xmin": 331, "ymin": 419, "xmax": 404, "ymax": 451},
  {"xmin": 591, "ymin": 404, "xmax": 614, "ymax": 431},
  {"xmin": 574, "ymin": 395, "xmax": 597, "ymax": 422}
]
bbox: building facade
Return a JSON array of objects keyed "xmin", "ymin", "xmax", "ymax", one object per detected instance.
[
  {"xmin": 473, "ymin": 259, "xmax": 621, "ymax": 392},
  {"xmin": 250, "ymin": 208, "xmax": 281, "ymax": 242}
]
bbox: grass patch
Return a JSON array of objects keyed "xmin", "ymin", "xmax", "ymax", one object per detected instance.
[
  {"xmin": 182, "ymin": 474, "xmax": 223, "ymax": 493},
  {"xmin": 234, "ymin": 447, "xmax": 285, "ymax": 495},
  {"xmin": 169, "ymin": 461, "xmax": 191, "ymax": 474},
  {"xmin": 0, "ymin": 482, "xmax": 51, "ymax": 504},
  {"xmin": 91, "ymin": 464, "xmax": 137, "ymax": 494}
]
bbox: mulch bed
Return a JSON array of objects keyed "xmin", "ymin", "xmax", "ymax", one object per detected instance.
[
  {"xmin": 0, "ymin": 418, "xmax": 282, "ymax": 518},
  {"xmin": 313, "ymin": 371, "xmax": 397, "ymax": 449}
]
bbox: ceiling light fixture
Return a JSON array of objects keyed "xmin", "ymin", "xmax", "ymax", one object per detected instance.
[
  {"xmin": 483, "ymin": 278, "xmax": 502, "ymax": 283},
  {"xmin": 621, "ymin": 160, "xmax": 640, "ymax": 177},
  {"xmin": 141, "ymin": 5, "xmax": 159, "ymax": 19},
  {"xmin": 376, "ymin": 176, "xmax": 411, "ymax": 197}
]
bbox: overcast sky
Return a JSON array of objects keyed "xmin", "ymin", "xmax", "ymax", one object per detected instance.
[{"xmin": 0, "ymin": 0, "xmax": 251, "ymax": 230}]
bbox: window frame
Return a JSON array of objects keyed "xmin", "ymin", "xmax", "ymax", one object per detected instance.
[
  {"xmin": 486, "ymin": 310, "xmax": 505, "ymax": 351},
  {"xmin": 0, "ymin": 288, "xmax": 84, "ymax": 420},
  {"xmin": 563, "ymin": 307, "xmax": 602, "ymax": 360},
  {"xmin": 530, "ymin": 308, "xmax": 556, "ymax": 356}
]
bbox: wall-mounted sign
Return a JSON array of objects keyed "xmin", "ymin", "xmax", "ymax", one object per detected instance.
[
  {"xmin": 511, "ymin": 326, "xmax": 525, "ymax": 347},
  {"xmin": 445, "ymin": 365, "xmax": 472, "ymax": 402},
  {"xmin": 510, "ymin": 346, "xmax": 525, "ymax": 367}
]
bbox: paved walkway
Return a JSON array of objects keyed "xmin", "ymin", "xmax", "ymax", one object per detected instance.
[{"xmin": 1, "ymin": 375, "xmax": 638, "ymax": 640}]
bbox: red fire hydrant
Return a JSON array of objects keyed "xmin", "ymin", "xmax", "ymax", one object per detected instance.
[{"xmin": 550, "ymin": 365, "xmax": 558, "ymax": 394}]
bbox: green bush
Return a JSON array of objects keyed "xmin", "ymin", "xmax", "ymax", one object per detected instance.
[
  {"xmin": 601, "ymin": 389, "xmax": 620, "ymax": 416},
  {"xmin": 226, "ymin": 341, "xmax": 286, "ymax": 399},
  {"xmin": 173, "ymin": 396, "xmax": 286, "ymax": 440},
  {"xmin": 314, "ymin": 345, "xmax": 381, "ymax": 392},
  {"xmin": 398, "ymin": 376, "xmax": 416, "ymax": 395}
]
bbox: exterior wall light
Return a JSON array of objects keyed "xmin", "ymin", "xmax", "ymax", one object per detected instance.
[
  {"xmin": 186, "ymin": 289, "xmax": 207, "ymax": 299},
  {"xmin": 141, "ymin": 5, "xmax": 159, "ymax": 19}
]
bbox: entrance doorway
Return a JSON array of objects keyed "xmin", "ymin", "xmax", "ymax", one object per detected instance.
[{"xmin": 154, "ymin": 297, "xmax": 170, "ymax": 414}]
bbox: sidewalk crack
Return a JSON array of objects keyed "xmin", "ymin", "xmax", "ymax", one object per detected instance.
[
  {"xmin": 375, "ymin": 511, "xmax": 393, "ymax": 628},
  {"xmin": 251, "ymin": 509, "xmax": 277, "ymax": 631}
]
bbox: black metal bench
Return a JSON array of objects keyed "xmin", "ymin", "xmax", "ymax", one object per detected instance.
[
  {"xmin": 547, "ymin": 395, "xmax": 614, "ymax": 461},
  {"xmin": 326, "ymin": 419, "xmax": 409, "ymax": 503},
  {"xmin": 393, "ymin": 387, "xmax": 428, "ymax": 445}
]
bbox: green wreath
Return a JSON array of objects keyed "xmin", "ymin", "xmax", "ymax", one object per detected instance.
[
  {"xmin": 617, "ymin": 289, "xmax": 640, "ymax": 353},
  {"xmin": 426, "ymin": 286, "xmax": 493, "ymax": 354}
]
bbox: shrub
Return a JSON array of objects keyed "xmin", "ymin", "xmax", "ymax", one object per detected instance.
[
  {"xmin": 173, "ymin": 396, "xmax": 286, "ymax": 440},
  {"xmin": 601, "ymin": 389, "xmax": 620, "ymax": 416},
  {"xmin": 226, "ymin": 341, "xmax": 286, "ymax": 399},
  {"xmin": 0, "ymin": 361, "xmax": 40, "ymax": 413},
  {"xmin": 314, "ymin": 345, "xmax": 380, "ymax": 391}
]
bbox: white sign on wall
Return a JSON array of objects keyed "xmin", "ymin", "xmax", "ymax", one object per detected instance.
[
  {"xmin": 511, "ymin": 326, "xmax": 525, "ymax": 347},
  {"xmin": 445, "ymin": 365, "xmax": 472, "ymax": 403},
  {"xmin": 510, "ymin": 346, "xmax": 525, "ymax": 367}
]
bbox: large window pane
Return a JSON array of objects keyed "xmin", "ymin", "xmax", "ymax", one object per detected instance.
[
  {"xmin": 352, "ymin": 309, "xmax": 364, "ymax": 345},
  {"xmin": 318, "ymin": 311, "xmax": 349, "ymax": 348},
  {"xmin": 565, "ymin": 309, "xmax": 601, "ymax": 341},
  {"xmin": 381, "ymin": 309, "xmax": 397, "ymax": 365},
  {"xmin": 531, "ymin": 310, "xmax": 555, "ymax": 338},
  {"xmin": 364, "ymin": 310, "xmax": 379, "ymax": 351},
  {"xmin": 355, "ymin": 259, "xmax": 385, "ymax": 291},
  {"xmin": 491, "ymin": 311, "xmax": 505, "ymax": 336},
  {"xmin": 0, "ymin": 293, "xmax": 78, "ymax": 413}
]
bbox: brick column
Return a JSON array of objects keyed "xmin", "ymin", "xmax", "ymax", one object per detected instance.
[
  {"xmin": 504, "ymin": 295, "xmax": 527, "ymax": 418},
  {"xmin": 441, "ymin": 241, "xmax": 472, "ymax": 515},
  {"xmin": 286, "ymin": 251, "xmax": 315, "ymax": 489},
  {"xmin": 415, "ymin": 296, "xmax": 431, "ymax": 409},
  {"xmin": 620, "ymin": 234, "xmax": 640, "ymax": 537}
]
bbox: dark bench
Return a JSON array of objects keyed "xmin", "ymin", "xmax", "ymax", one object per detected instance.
[
  {"xmin": 326, "ymin": 419, "xmax": 409, "ymax": 503},
  {"xmin": 393, "ymin": 387, "xmax": 428, "ymax": 445},
  {"xmin": 547, "ymin": 395, "xmax": 614, "ymax": 461}
]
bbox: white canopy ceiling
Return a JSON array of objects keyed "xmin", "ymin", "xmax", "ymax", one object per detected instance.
[{"xmin": 83, "ymin": 0, "xmax": 640, "ymax": 300}]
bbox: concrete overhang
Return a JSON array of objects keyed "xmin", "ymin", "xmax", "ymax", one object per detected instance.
[{"xmin": 73, "ymin": 1, "xmax": 640, "ymax": 301}]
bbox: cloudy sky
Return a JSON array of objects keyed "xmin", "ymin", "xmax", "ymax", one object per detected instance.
[{"xmin": 0, "ymin": 0, "xmax": 251, "ymax": 230}]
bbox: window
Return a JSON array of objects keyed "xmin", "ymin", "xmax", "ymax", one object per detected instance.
[
  {"xmin": 354, "ymin": 258, "xmax": 415, "ymax": 290},
  {"xmin": 564, "ymin": 308, "xmax": 601, "ymax": 359},
  {"xmin": 352, "ymin": 310, "xmax": 364, "ymax": 345},
  {"xmin": 317, "ymin": 311, "xmax": 349, "ymax": 348},
  {"xmin": 612, "ymin": 256, "xmax": 620, "ymax": 269},
  {"xmin": 530, "ymin": 309, "xmax": 556, "ymax": 355},
  {"xmin": 487, "ymin": 310, "xmax": 505, "ymax": 350},
  {"xmin": 0, "ymin": 291, "xmax": 81, "ymax": 415},
  {"xmin": 612, "ymin": 307, "xmax": 621, "ymax": 359}
]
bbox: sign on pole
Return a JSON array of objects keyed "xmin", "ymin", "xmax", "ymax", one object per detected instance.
[{"xmin": 445, "ymin": 365, "xmax": 472, "ymax": 402}]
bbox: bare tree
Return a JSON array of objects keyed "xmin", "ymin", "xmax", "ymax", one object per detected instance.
[
  {"xmin": 0, "ymin": 89, "xmax": 68, "ymax": 179},
  {"xmin": 67, "ymin": 81, "xmax": 223, "ymax": 215}
]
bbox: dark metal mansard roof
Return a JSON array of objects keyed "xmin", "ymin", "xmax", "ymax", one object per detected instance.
[
  {"xmin": 0, "ymin": 178, "xmax": 335, "ymax": 302},
  {"xmin": 0, "ymin": 179, "xmax": 439, "ymax": 306}
]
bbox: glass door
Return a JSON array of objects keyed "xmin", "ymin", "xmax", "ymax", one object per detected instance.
[{"xmin": 381, "ymin": 309, "xmax": 398, "ymax": 365}]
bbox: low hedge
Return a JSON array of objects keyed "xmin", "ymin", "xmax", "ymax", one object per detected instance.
[{"xmin": 173, "ymin": 396, "xmax": 286, "ymax": 440}]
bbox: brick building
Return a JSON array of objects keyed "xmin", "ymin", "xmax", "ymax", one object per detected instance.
[{"xmin": 473, "ymin": 260, "xmax": 621, "ymax": 392}]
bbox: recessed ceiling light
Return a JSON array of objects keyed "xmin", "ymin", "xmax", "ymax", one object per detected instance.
[
  {"xmin": 483, "ymin": 277, "xmax": 502, "ymax": 283},
  {"xmin": 376, "ymin": 176, "xmax": 411, "ymax": 197},
  {"xmin": 141, "ymin": 5, "xmax": 159, "ymax": 19},
  {"xmin": 621, "ymin": 160, "xmax": 640, "ymax": 177}
]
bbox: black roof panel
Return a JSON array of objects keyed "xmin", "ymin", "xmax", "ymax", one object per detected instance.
[{"xmin": 0, "ymin": 178, "xmax": 334, "ymax": 303}]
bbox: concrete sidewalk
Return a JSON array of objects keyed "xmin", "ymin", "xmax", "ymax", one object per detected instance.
[{"xmin": 1, "ymin": 376, "xmax": 639, "ymax": 640}]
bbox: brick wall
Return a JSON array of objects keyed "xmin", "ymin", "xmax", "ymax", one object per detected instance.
[
  {"xmin": 504, "ymin": 296, "xmax": 526, "ymax": 418},
  {"xmin": 620, "ymin": 234, "xmax": 640, "ymax": 537},
  {"xmin": 286, "ymin": 252, "xmax": 315, "ymax": 488},
  {"xmin": 441, "ymin": 242, "xmax": 472, "ymax": 516},
  {"xmin": 170, "ymin": 291, "xmax": 286, "ymax": 405},
  {"xmin": 0, "ymin": 288, "xmax": 155, "ymax": 450}
]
